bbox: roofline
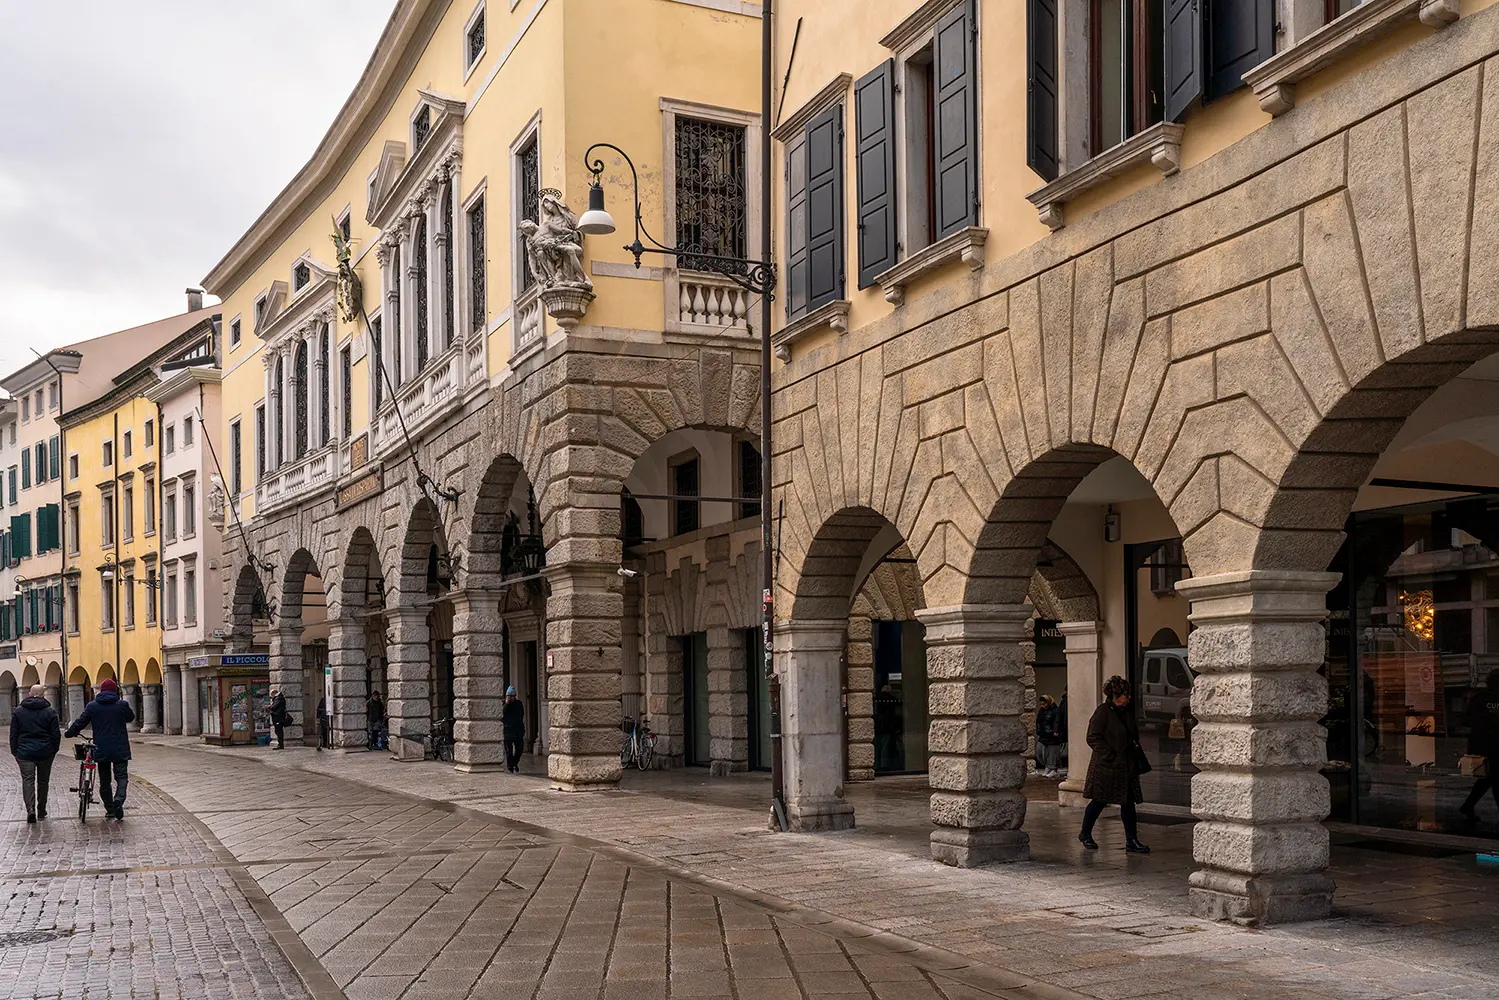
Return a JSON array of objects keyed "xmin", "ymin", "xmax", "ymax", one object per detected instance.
[
  {"xmin": 145, "ymin": 366, "xmax": 223, "ymax": 404},
  {"xmin": 57, "ymin": 320, "xmax": 217, "ymax": 430},
  {"xmin": 0, "ymin": 351, "xmax": 81, "ymax": 394},
  {"xmin": 201, "ymin": 0, "xmax": 444, "ymax": 297}
]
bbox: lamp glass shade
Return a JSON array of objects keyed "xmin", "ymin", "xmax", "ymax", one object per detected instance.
[
  {"xmin": 578, "ymin": 182, "xmax": 616, "ymax": 235},
  {"xmin": 101, "ymin": 568, "xmax": 114, "ymax": 581}
]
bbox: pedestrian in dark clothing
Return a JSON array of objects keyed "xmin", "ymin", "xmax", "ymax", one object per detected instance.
[
  {"xmin": 1036, "ymin": 696, "xmax": 1065, "ymax": 777},
  {"xmin": 1460, "ymin": 670, "xmax": 1499, "ymax": 821},
  {"xmin": 12, "ymin": 684, "xmax": 61, "ymax": 823},
  {"xmin": 63, "ymin": 678, "xmax": 134, "ymax": 820},
  {"xmin": 269, "ymin": 689, "xmax": 288, "ymax": 749},
  {"xmin": 367, "ymin": 690, "xmax": 387, "ymax": 750},
  {"xmin": 316, "ymin": 696, "xmax": 330, "ymax": 751},
  {"xmin": 502, "ymin": 687, "xmax": 526, "ymax": 772},
  {"xmin": 1078, "ymin": 676, "xmax": 1150, "ymax": 854}
]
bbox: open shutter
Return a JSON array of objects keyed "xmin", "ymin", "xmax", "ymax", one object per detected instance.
[
  {"xmin": 934, "ymin": 4, "xmax": 977, "ymax": 237},
  {"xmin": 49, "ymin": 436, "xmax": 59, "ymax": 480},
  {"xmin": 1164, "ymin": 0, "xmax": 1203, "ymax": 122},
  {"xmin": 1026, "ymin": 0, "xmax": 1060, "ymax": 182},
  {"xmin": 10, "ymin": 514, "xmax": 29, "ymax": 559},
  {"xmin": 1204, "ymin": 0, "xmax": 1273, "ymax": 102},
  {"xmin": 786, "ymin": 135, "xmax": 809, "ymax": 318},
  {"xmin": 804, "ymin": 104, "xmax": 845, "ymax": 312},
  {"xmin": 855, "ymin": 60, "xmax": 898, "ymax": 288}
]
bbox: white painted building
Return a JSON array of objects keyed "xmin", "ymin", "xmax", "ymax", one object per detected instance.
[{"xmin": 0, "ymin": 398, "xmax": 20, "ymax": 710}]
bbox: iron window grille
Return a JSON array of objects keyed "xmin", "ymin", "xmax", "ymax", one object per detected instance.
[
  {"xmin": 319, "ymin": 324, "xmax": 330, "ymax": 446},
  {"xmin": 675, "ymin": 117, "xmax": 747, "ymax": 273},
  {"xmin": 517, "ymin": 138, "xmax": 541, "ymax": 290},
  {"xmin": 443, "ymin": 182, "xmax": 455, "ymax": 349},
  {"xmin": 415, "ymin": 219, "xmax": 429, "ymax": 371},
  {"xmin": 413, "ymin": 105, "xmax": 432, "ymax": 153},
  {"xmin": 294, "ymin": 340, "xmax": 309, "ymax": 459},
  {"xmin": 469, "ymin": 197, "xmax": 486, "ymax": 332},
  {"xmin": 371, "ymin": 317, "xmax": 384, "ymax": 408},
  {"xmin": 294, "ymin": 262, "xmax": 311, "ymax": 291},
  {"xmin": 341, "ymin": 347, "xmax": 352, "ymax": 437},
  {"xmin": 468, "ymin": 11, "xmax": 485, "ymax": 66}
]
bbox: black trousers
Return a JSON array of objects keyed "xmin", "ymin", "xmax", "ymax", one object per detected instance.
[
  {"xmin": 504, "ymin": 733, "xmax": 524, "ymax": 770},
  {"xmin": 1462, "ymin": 777, "xmax": 1499, "ymax": 813},
  {"xmin": 98, "ymin": 760, "xmax": 129, "ymax": 811},
  {"xmin": 273, "ymin": 722, "xmax": 285, "ymax": 748},
  {"xmin": 1081, "ymin": 798, "xmax": 1138, "ymax": 841},
  {"xmin": 318, "ymin": 718, "xmax": 331, "ymax": 748}
]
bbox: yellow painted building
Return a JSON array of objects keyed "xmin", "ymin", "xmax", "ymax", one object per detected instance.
[{"xmin": 60, "ymin": 315, "xmax": 219, "ymax": 732}]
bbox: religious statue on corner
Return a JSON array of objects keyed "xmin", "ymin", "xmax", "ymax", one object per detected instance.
[
  {"xmin": 332, "ymin": 217, "xmax": 363, "ymax": 325},
  {"xmin": 519, "ymin": 188, "xmax": 594, "ymax": 329}
]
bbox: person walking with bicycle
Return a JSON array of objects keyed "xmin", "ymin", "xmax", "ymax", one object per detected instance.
[
  {"xmin": 64, "ymin": 678, "xmax": 134, "ymax": 820},
  {"xmin": 12, "ymin": 684, "xmax": 61, "ymax": 823},
  {"xmin": 503, "ymin": 686, "xmax": 525, "ymax": 773}
]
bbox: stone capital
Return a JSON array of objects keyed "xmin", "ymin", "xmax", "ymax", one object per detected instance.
[
  {"xmin": 1177, "ymin": 571, "xmax": 1341, "ymax": 626},
  {"xmin": 916, "ymin": 604, "xmax": 1032, "ymax": 645},
  {"xmin": 1057, "ymin": 619, "xmax": 1103, "ymax": 653},
  {"xmin": 773, "ymin": 619, "xmax": 846, "ymax": 653}
]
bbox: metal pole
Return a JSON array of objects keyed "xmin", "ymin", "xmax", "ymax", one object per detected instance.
[{"xmin": 761, "ymin": 0, "xmax": 785, "ymax": 831}]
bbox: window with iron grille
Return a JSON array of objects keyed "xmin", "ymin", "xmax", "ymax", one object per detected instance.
[
  {"xmin": 294, "ymin": 340, "xmax": 309, "ymax": 458},
  {"xmin": 442, "ymin": 182, "xmax": 454, "ymax": 349},
  {"xmin": 415, "ymin": 219, "xmax": 429, "ymax": 371},
  {"xmin": 468, "ymin": 197, "xmax": 486, "ymax": 331},
  {"xmin": 294, "ymin": 261, "xmax": 311, "ymax": 291},
  {"xmin": 319, "ymin": 324, "xmax": 330, "ymax": 445},
  {"xmin": 371, "ymin": 316, "xmax": 384, "ymax": 407},
  {"xmin": 390, "ymin": 247, "xmax": 403, "ymax": 386},
  {"xmin": 340, "ymin": 213, "xmax": 352, "ymax": 242},
  {"xmin": 675, "ymin": 117, "xmax": 747, "ymax": 272},
  {"xmin": 738, "ymin": 440, "xmax": 762, "ymax": 520},
  {"xmin": 467, "ymin": 9, "xmax": 486, "ymax": 67},
  {"xmin": 255, "ymin": 405, "xmax": 266, "ymax": 482},
  {"xmin": 517, "ymin": 138, "xmax": 540, "ymax": 290},
  {"xmin": 673, "ymin": 457, "xmax": 700, "ymax": 536},
  {"xmin": 413, "ymin": 105, "xmax": 432, "ymax": 153},
  {"xmin": 230, "ymin": 419, "xmax": 242, "ymax": 496},
  {"xmin": 341, "ymin": 346, "xmax": 352, "ymax": 437}
]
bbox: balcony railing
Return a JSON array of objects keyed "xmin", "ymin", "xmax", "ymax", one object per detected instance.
[
  {"xmin": 666, "ymin": 269, "xmax": 752, "ymax": 337},
  {"xmin": 254, "ymin": 442, "xmax": 337, "ymax": 515},
  {"xmin": 372, "ymin": 342, "xmax": 466, "ymax": 457},
  {"xmin": 512, "ymin": 286, "xmax": 544, "ymax": 359}
]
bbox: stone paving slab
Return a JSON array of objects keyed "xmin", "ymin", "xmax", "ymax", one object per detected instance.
[{"xmin": 144, "ymin": 737, "xmax": 1499, "ymax": 1000}]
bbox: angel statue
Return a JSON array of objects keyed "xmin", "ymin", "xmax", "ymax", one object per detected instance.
[
  {"xmin": 332, "ymin": 217, "xmax": 363, "ymax": 324},
  {"xmin": 519, "ymin": 188, "xmax": 591, "ymax": 290}
]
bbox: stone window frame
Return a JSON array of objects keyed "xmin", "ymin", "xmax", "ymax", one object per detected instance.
[
  {"xmin": 659, "ymin": 97, "xmax": 763, "ymax": 338},
  {"xmin": 100, "ymin": 568, "xmax": 115, "ymax": 633},
  {"xmin": 143, "ymin": 474, "xmax": 156, "ymax": 536},
  {"xmin": 100, "ymin": 484, "xmax": 116, "ymax": 548},
  {"xmin": 364, "ymin": 307, "xmax": 384, "ymax": 423},
  {"xmin": 66, "ymin": 498, "xmax": 79, "ymax": 556},
  {"xmin": 181, "ymin": 473, "xmax": 198, "ymax": 540},
  {"xmin": 509, "ymin": 109, "xmax": 543, "ymax": 301},
  {"xmin": 410, "ymin": 100, "xmax": 434, "ymax": 156},
  {"xmin": 335, "ymin": 206, "xmax": 352, "ymax": 244},
  {"xmin": 65, "ymin": 577, "xmax": 79, "ymax": 636},
  {"xmin": 163, "ymin": 560, "xmax": 179, "ymax": 629},
  {"xmin": 462, "ymin": 180, "xmax": 488, "ymax": 338},
  {"xmin": 463, "ymin": 0, "xmax": 488, "ymax": 82},
  {"xmin": 667, "ymin": 447, "xmax": 703, "ymax": 538},
  {"xmin": 123, "ymin": 564, "xmax": 136, "ymax": 630},
  {"xmin": 182, "ymin": 555, "xmax": 198, "ymax": 627},
  {"xmin": 121, "ymin": 479, "xmax": 134, "ymax": 544}
]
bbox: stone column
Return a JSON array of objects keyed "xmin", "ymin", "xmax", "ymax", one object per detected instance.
[
  {"xmin": 423, "ymin": 185, "xmax": 442, "ymax": 358},
  {"xmin": 844, "ymin": 606, "xmax": 875, "ymax": 780},
  {"xmin": 126, "ymin": 685, "xmax": 143, "ymax": 731},
  {"xmin": 918, "ymin": 605, "xmax": 1031, "ymax": 867},
  {"xmin": 182, "ymin": 668, "xmax": 202, "ymax": 737},
  {"xmin": 544, "ymin": 564, "xmax": 624, "ymax": 790},
  {"xmin": 66, "ymin": 685, "xmax": 85, "ymax": 719},
  {"xmin": 776, "ymin": 621, "xmax": 854, "ymax": 831},
  {"xmin": 1177, "ymin": 570, "xmax": 1339, "ymax": 926},
  {"xmin": 452, "ymin": 588, "xmax": 506, "ymax": 771},
  {"xmin": 268, "ymin": 625, "xmax": 305, "ymax": 745},
  {"xmin": 707, "ymin": 625, "xmax": 748, "ymax": 771},
  {"xmin": 164, "ymin": 668, "xmax": 183, "ymax": 735},
  {"xmin": 141, "ymin": 684, "xmax": 162, "ymax": 733},
  {"xmin": 327, "ymin": 617, "xmax": 368, "ymax": 749},
  {"xmin": 1057, "ymin": 621, "xmax": 1103, "ymax": 807},
  {"xmin": 386, "ymin": 606, "xmax": 431, "ymax": 761},
  {"xmin": 446, "ymin": 158, "xmax": 466, "ymax": 351},
  {"xmin": 45, "ymin": 685, "xmax": 61, "ymax": 712}
]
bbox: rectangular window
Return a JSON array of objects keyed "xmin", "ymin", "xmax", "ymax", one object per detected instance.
[
  {"xmin": 516, "ymin": 138, "xmax": 540, "ymax": 291},
  {"xmin": 33, "ymin": 443, "xmax": 45, "ymax": 484},
  {"xmin": 785, "ymin": 104, "xmax": 846, "ymax": 320},
  {"xmin": 183, "ymin": 414, "xmax": 194, "ymax": 447},
  {"xmin": 123, "ymin": 430, "xmax": 133, "ymax": 461},
  {"xmin": 468, "ymin": 198, "xmax": 486, "ymax": 333},
  {"xmin": 124, "ymin": 571, "xmax": 135, "ymax": 628},
  {"xmin": 68, "ymin": 454, "xmax": 77, "ymax": 480},
  {"xmin": 102, "ymin": 441, "xmax": 113, "ymax": 467},
  {"xmin": 164, "ymin": 425, "xmax": 175, "ymax": 456},
  {"xmin": 48, "ymin": 382, "xmax": 57, "ymax": 411},
  {"xmin": 738, "ymin": 440, "xmax": 762, "ymax": 520},
  {"xmin": 7, "ymin": 467, "xmax": 16, "ymax": 504},
  {"xmin": 144, "ymin": 477, "xmax": 156, "ymax": 534},
  {"xmin": 1089, "ymin": 0, "xmax": 1165, "ymax": 153},
  {"xmin": 165, "ymin": 571, "xmax": 178, "ymax": 626},
  {"xmin": 293, "ymin": 261, "xmax": 311, "ymax": 291},
  {"xmin": 146, "ymin": 569, "xmax": 158, "ymax": 624},
  {"xmin": 672, "ymin": 456, "xmax": 700, "ymax": 536},
  {"xmin": 66, "ymin": 580, "xmax": 79, "ymax": 633},
  {"xmin": 144, "ymin": 419, "xmax": 154, "ymax": 448},
  {"xmin": 101, "ymin": 493, "xmax": 115, "ymax": 546},
  {"xmin": 20, "ymin": 398, "xmax": 27, "ymax": 422},
  {"xmin": 229, "ymin": 319, "xmax": 241, "ymax": 349},
  {"xmin": 184, "ymin": 483, "xmax": 196, "ymax": 536},
  {"xmin": 340, "ymin": 347, "xmax": 353, "ymax": 437},
  {"xmin": 67, "ymin": 501, "xmax": 79, "ymax": 555},
  {"xmin": 164, "ymin": 490, "xmax": 177, "ymax": 542},
  {"xmin": 21, "ymin": 450, "xmax": 30, "ymax": 490},
  {"xmin": 675, "ymin": 117, "xmax": 747, "ymax": 271},
  {"xmin": 255, "ymin": 405, "xmax": 267, "ymax": 482},
  {"xmin": 122, "ymin": 483, "xmax": 134, "ymax": 543},
  {"xmin": 185, "ymin": 566, "xmax": 197, "ymax": 625},
  {"xmin": 101, "ymin": 574, "xmax": 115, "ymax": 631},
  {"xmin": 466, "ymin": 4, "xmax": 486, "ymax": 70},
  {"xmin": 48, "ymin": 436, "xmax": 58, "ymax": 480},
  {"xmin": 8, "ymin": 512, "xmax": 27, "ymax": 559},
  {"xmin": 230, "ymin": 419, "xmax": 243, "ymax": 496}
]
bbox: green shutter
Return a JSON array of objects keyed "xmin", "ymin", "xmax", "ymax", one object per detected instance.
[{"xmin": 10, "ymin": 514, "xmax": 30, "ymax": 559}]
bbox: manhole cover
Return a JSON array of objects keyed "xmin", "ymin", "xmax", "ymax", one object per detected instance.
[{"xmin": 0, "ymin": 929, "xmax": 74, "ymax": 948}]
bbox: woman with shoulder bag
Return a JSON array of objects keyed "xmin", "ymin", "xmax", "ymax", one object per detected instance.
[{"xmin": 1078, "ymin": 675, "xmax": 1151, "ymax": 854}]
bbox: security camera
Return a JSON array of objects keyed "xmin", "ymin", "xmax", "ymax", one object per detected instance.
[{"xmin": 617, "ymin": 567, "xmax": 638, "ymax": 578}]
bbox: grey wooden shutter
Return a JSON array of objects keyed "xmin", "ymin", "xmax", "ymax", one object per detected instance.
[
  {"xmin": 1164, "ymin": 0, "xmax": 1203, "ymax": 122},
  {"xmin": 786, "ymin": 134, "xmax": 809, "ymax": 319},
  {"xmin": 934, "ymin": 4, "xmax": 977, "ymax": 237},
  {"xmin": 855, "ymin": 60, "xmax": 898, "ymax": 289},
  {"xmin": 1026, "ymin": 0, "xmax": 1059, "ymax": 182},
  {"xmin": 804, "ymin": 104, "xmax": 845, "ymax": 311},
  {"xmin": 1204, "ymin": 0, "xmax": 1273, "ymax": 102}
]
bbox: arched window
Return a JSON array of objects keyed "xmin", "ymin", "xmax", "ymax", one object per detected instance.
[
  {"xmin": 391, "ymin": 247, "xmax": 403, "ymax": 387},
  {"xmin": 319, "ymin": 323, "xmax": 330, "ymax": 446},
  {"xmin": 273, "ymin": 356, "xmax": 285, "ymax": 468},
  {"xmin": 442, "ymin": 182, "xmax": 454, "ymax": 351},
  {"xmin": 294, "ymin": 339, "xmax": 309, "ymax": 459},
  {"xmin": 415, "ymin": 218, "xmax": 429, "ymax": 372}
]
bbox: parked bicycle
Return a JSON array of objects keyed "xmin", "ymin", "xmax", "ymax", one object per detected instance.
[
  {"xmin": 620, "ymin": 717, "xmax": 655, "ymax": 771},
  {"xmin": 70, "ymin": 738, "xmax": 98, "ymax": 822},
  {"xmin": 367, "ymin": 721, "xmax": 389, "ymax": 752},
  {"xmin": 428, "ymin": 718, "xmax": 454, "ymax": 763}
]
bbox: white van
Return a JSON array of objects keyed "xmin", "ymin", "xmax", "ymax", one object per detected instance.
[{"xmin": 1140, "ymin": 647, "xmax": 1194, "ymax": 724}]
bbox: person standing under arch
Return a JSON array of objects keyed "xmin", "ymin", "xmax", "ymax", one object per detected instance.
[{"xmin": 1078, "ymin": 676, "xmax": 1151, "ymax": 854}]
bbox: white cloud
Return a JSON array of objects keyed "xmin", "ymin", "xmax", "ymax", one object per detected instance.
[{"xmin": 0, "ymin": 1, "xmax": 391, "ymax": 382}]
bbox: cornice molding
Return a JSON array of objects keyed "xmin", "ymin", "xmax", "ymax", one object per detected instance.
[
  {"xmin": 772, "ymin": 74, "xmax": 852, "ymax": 143},
  {"xmin": 880, "ymin": 0, "xmax": 961, "ymax": 51}
]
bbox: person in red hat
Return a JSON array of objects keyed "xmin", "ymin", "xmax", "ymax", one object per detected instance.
[{"xmin": 64, "ymin": 677, "xmax": 135, "ymax": 819}]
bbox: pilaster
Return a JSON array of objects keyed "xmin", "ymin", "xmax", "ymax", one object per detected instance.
[
  {"xmin": 544, "ymin": 563, "xmax": 624, "ymax": 790},
  {"xmin": 327, "ymin": 616, "xmax": 368, "ymax": 748},
  {"xmin": 451, "ymin": 588, "xmax": 507, "ymax": 771},
  {"xmin": 386, "ymin": 606, "xmax": 431, "ymax": 761},
  {"xmin": 268, "ymin": 625, "xmax": 305, "ymax": 745},
  {"xmin": 775, "ymin": 620, "xmax": 855, "ymax": 831}
]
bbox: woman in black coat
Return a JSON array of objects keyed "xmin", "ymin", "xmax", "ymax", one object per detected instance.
[
  {"xmin": 1079, "ymin": 675, "xmax": 1150, "ymax": 854},
  {"xmin": 11, "ymin": 685, "xmax": 61, "ymax": 823}
]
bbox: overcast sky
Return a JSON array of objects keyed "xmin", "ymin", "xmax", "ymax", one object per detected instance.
[{"xmin": 0, "ymin": 2, "xmax": 392, "ymax": 384}]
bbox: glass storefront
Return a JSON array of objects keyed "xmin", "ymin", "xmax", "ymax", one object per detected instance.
[
  {"xmin": 1126, "ymin": 538, "xmax": 1196, "ymax": 808},
  {"xmin": 872, "ymin": 619, "xmax": 928, "ymax": 774},
  {"xmin": 1328, "ymin": 495, "xmax": 1499, "ymax": 837}
]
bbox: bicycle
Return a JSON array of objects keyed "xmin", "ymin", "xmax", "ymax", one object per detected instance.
[
  {"xmin": 620, "ymin": 717, "xmax": 655, "ymax": 771},
  {"xmin": 428, "ymin": 718, "xmax": 454, "ymax": 763},
  {"xmin": 70, "ymin": 738, "xmax": 98, "ymax": 822},
  {"xmin": 367, "ymin": 722, "xmax": 389, "ymax": 752}
]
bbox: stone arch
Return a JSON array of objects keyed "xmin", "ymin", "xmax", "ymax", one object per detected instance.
[
  {"xmin": 44, "ymin": 662, "xmax": 61, "ymax": 688},
  {"xmin": 122, "ymin": 660, "xmax": 140, "ymax": 686},
  {"xmin": 789, "ymin": 507, "xmax": 927, "ymax": 622},
  {"xmin": 144, "ymin": 659, "xmax": 162, "ymax": 685},
  {"xmin": 341, "ymin": 526, "xmax": 384, "ymax": 613},
  {"xmin": 69, "ymin": 666, "xmax": 89, "ymax": 686},
  {"xmin": 280, "ymin": 547, "xmax": 324, "ymax": 628},
  {"xmin": 397, "ymin": 498, "xmax": 448, "ymax": 605},
  {"xmin": 1028, "ymin": 540, "xmax": 1098, "ymax": 623},
  {"xmin": 228, "ymin": 561, "xmax": 267, "ymax": 652},
  {"xmin": 467, "ymin": 453, "xmax": 529, "ymax": 583},
  {"xmin": 0, "ymin": 669, "xmax": 17, "ymax": 712},
  {"xmin": 21, "ymin": 662, "xmax": 39, "ymax": 688},
  {"xmin": 95, "ymin": 663, "xmax": 115, "ymax": 683}
]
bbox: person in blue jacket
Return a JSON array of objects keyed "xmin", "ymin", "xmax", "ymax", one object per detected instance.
[{"xmin": 64, "ymin": 678, "xmax": 135, "ymax": 820}]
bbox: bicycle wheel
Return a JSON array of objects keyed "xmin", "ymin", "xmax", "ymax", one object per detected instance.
[
  {"xmin": 78, "ymin": 767, "xmax": 90, "ymax": 822},
  {"xmin": 637, "ymin": 735, "xmax": 654, "ymax": 771},
  {"xmin": 621, "ymin": 734, "xmax": 633, "ymax": 766}
]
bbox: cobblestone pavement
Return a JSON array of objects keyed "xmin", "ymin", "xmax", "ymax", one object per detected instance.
[
  {"xmin": 141, "ymin": 737, "xmax": 1499, "ymax": 1000},
  {"xmin": 0, "ymin": 757, "xmax": 316, "ymax": 1000}
]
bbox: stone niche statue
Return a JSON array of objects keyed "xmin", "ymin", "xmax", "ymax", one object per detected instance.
[{"xmin": 520, "ymin": 188, "xmax": 595, "ymax": 329}]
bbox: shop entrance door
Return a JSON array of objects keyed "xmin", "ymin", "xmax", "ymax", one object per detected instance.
[
  {"xmin": 683, "ymin": 632, "xmax": 710, "ymax": 766},
  {"xmin": 873, "ymin": 620, "xmax": 929, "ymax": 774}
]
